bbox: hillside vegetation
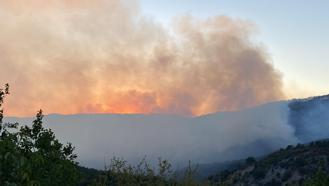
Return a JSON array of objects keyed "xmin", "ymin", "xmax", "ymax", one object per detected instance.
[{"xmin": 209, "ymin": 140, "xmax": 329, "ymax": 185}]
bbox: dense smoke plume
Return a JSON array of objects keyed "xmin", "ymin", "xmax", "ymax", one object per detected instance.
[
  {"xmin": 6, "ymin": 96, "xmax": 329, "ymax": 169},
  {"xmin": 6, "ymin": 102, "xmax": 296, "ymax": 169},
  {"xmin": 0, "ymin": 0, "xmax": 283, "ymax": 116}
]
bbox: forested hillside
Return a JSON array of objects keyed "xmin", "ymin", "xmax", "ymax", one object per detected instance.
[{"xmin": 209, "ymin": 140, "xmax": 329, "ymax": 185}]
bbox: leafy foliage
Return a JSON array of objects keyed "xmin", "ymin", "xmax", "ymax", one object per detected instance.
[
  {"xmin": 0, "ymin": 84, "xmax": 80, "ymax": 185},
  {"xmin": 304, "ymin": 169, "xmax": 329, "ymax": 186},
  {"xmin": 90, "ymin": 157, "xmax": 202, "ymax": 186},
  {"xmin": 209, "ymin": 140, "xmax": 329, "ymax": 186}
]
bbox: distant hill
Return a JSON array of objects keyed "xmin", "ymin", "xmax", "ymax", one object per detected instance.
[
  {"xmin": 209, "ymin": 139, "xmax": 329, "ymax": 185},
  {"xmin": 5, "ymin": 94, "xmax": 329, "ymax": 169},
  {"xmin": 288, "ymin": 94, "xmax": 329, "ymax": 142}
]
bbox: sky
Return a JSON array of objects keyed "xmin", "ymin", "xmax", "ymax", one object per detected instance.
[
  {"xmin": 0, "ymin": 0, "xmax": 328, "ymax": 116},
  {"xmin": 140, "ymin": 0, "xmax": 329, "ymax": 98}
]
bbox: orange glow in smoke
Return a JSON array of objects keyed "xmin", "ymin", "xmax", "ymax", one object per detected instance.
[{"xmin": 0, "ymin": 0, "xmax": 284, "ymax": 117}]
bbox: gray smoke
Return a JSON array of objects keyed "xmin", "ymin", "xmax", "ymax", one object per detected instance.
[{"xmin": 6, "ymin": 101, "xmax": 297, "ymax": 169}]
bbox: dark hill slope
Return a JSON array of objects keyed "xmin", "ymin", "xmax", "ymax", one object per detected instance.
[{"xmin": 209, "ymin": 139, "xmax": 329, "ymax": 186}]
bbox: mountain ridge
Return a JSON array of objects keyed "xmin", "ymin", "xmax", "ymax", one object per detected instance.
[{"xmin": 4, "ymin": 94, "xmax": 329, "ymax": 169}]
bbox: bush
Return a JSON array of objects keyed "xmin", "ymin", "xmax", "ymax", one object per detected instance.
[
  {"xmin": 304, "ymin": 169, "xmax": 329, "ymax": 186},
  {"xmin": 91, "ymin": 157, "xmax": 176, "ymax": 186},
  {"xmin": 0, "ymin": 84, "xmax": 80, "ymax": 185},
  {"xmin": 282, "ymin": 171, "xmax": 292, "ymax": 182},
  {"xmin": 246, "ymin": 157, "xmax": 256, "ymax": 165},
  {"xmin": 252, "ymin": 167, "xmax": 266, "ymax": 180}
]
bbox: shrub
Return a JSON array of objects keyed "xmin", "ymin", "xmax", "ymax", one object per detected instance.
[{"xmin": 0, "ymin": 84, "xmax": 80, "ymax": 185}]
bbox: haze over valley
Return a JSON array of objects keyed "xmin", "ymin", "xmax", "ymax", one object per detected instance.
[
  {"xmin": 1, "ymin": 0, "xmax": 329, "ymax": 185},
  {"xmin": 6, "ymin": 95, "xmax": 329, "ymax": 169}
]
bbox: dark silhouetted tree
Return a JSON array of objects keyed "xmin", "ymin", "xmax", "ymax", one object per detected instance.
[{"xmin": 0, "ymin": 84, "xmax": 79, "ymax": 185}]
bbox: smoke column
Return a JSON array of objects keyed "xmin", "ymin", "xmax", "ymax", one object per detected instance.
[{"xmin": 0, "ymin": 0, "xmax": 283, "ymax": 116}]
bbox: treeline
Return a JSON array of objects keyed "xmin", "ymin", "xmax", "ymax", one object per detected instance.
[
  {"xmin": 84, "ymin": 158, "xmax": 203, "ymax": 186},
  {"xmin": 0, "ymin": 84, "xmax": 78, "ymax": 185}
]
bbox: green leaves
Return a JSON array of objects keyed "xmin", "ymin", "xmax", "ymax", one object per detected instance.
[
  {"xmin": 0, "ymin": 84, "xmax": 80, "ymax": 185},
  {"xmin": 0, "ymin": 84, "xmax": 9, "ymax": 132},
  {"xmin": 305, "ymin": 169, "xmax": 329, "ymax": 186}
]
